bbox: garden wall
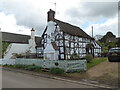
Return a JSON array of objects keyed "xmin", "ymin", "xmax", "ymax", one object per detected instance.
[{"xmin": 2, "ymin": 59, "xmax": 87, "ymax": 72}]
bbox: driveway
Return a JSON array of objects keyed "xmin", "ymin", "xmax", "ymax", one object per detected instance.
[{"xmin": 87, "ymin": 60, "xmax": 119, "ymax": 87}]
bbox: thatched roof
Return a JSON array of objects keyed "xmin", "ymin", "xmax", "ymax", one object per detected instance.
[
  {"xmin": 55, "ymin": 19, "xmax": 94, "ymax": 40},
  {"xmin": 2, "ymin": 32, "xmax": 42, "ymax": 46}
]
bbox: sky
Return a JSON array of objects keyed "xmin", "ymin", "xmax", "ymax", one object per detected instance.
[{"xmin": 0, "ymin": 0, "xmax": 119, "ymax": 37}]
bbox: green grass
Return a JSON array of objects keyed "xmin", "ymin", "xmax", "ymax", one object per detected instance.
[
  {"xmin": 3, "ymin": 64, "xmax": 65, "ymax": 74},
  {"xmin": 3, "ymin": 64, "xmax": 42, "ymax": 72},
  {"xmin": 50, "ymin": 68, "xmax": 65, "ymax": 74},
  {"xmin": 87, "ymin": 57, "xmax": 107, "ymax": 70}
]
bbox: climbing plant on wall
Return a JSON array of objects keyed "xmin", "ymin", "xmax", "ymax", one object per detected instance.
[{"xmin": 2, "ymin": 42, "xmax": 10, "ymax": 57}]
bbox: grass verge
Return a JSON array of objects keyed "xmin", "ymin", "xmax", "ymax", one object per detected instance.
[
  {"xmin": 87, "ymin": 57, "xmax": 107, "ymax": 70},
  {"xmin": 3, "ymin": 64, "xmax": 43, "ymax": 72},
  {"xmin": 3, "ymin": 64, "xmax": 65, "ymax": 75}
]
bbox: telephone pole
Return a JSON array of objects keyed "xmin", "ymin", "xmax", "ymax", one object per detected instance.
[
  {"xmin": 92, "ymin": 26, "xmax": 93, "ymax": 38},
  {"xmin": 50, "ymin": 2, "xmax": 56, "ymax": 13}
]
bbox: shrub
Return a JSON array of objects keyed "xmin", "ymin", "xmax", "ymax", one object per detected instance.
[
  {"xmin": 84, "ymin": 54, "xmax": 93, "ymax": 63},
  {"xmin": 14, "ymin": 54, "xmax": 23, "ymax": 58},
  {"xmin": 50, "ymin": 68, "xmax": 64, "ymax": 74},
  {"xmin": 70, "ymin": 53, "xmax": 80, "ymax": 60},
  {"xmin": 14, "ymin": 64, "xmax": 42, "ymax": 71},
  {"xmin": 24, "ymin": 65, "xmax": 42, "ymax": 71},
  {"xmin": 25, "ymin": 65, "xmax": 36, "ymax": 71},
  {"xmin": 15, "ymin": 64, "xmax": 26, "ymax": 69}
]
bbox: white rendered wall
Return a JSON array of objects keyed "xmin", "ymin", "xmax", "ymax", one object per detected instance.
[
  {"xmin": 46, "ymin": 21, "xmax": 56, "ymax": 37},
  {"xmin": 44, "ymin": 21, "xmax": 58, "ymax": 60},
  {"xmin": 4, "ymin": 43, "xmax": 29, "ymax": 59},
  {"xmin": 28, "ymin": 39, "xmax": 36, "ymax": 53}
]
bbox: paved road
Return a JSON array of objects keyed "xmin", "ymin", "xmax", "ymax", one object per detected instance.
[{"xmin": 2, "ymin": 69, "xmax": 95, "ymax": 88}]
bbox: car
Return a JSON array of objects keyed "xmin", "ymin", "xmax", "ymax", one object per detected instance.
[{"xmin": 108, "ymin": 47, "xmax": 120, "ymax": 62}]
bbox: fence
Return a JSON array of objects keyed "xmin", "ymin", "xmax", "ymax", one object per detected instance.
[
  {"xmin": 16, "ymin": 59, "xmax": 87, "ymax": 72},
  {"xmin": 1, "ymin": 59, "xmax": 15, "ymax": 65},
  {"xmin": 0, "ymin": 59, "xmax": 2, "ymax": 65},
  {"xmin": 1, "ymin": 59, "xmax": 87, "ymax": 72}
]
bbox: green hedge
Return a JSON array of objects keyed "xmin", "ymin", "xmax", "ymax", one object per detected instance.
[
  {"xmin": 50, "ymin": 68, "xmax": 65, "ymax": 74},
  {"xmin": 4, "ymin": 64, "xmax": 42, "ymax": 72},
  {"xmin": 3, "ymin": 64, "xmax": 65, "ymax": 74},
  {"xmin": 84, "ymin": 54, "xmax": 93, "ymax": 63}
]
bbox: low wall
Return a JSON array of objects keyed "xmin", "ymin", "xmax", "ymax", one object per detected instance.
[
  {"xmin": 16, "ymin": 59, "xmax": 87, "ymax": 72},
  {"xmin": 1, "ymin": 59, "xmax": 87, "ymax": 72},
  {"xmin": 1, "ymin": 59, "xmax": 15, "ymax": 65},
  {"xmin": 0, "ymin": 59, "xmax": 2, "ymax": 65}
]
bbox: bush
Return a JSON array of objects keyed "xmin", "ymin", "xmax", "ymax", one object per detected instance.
[
  {"xmin": 14, "ymin": 54, "xmax": 23, "ymax": 58},
  {"xmin": 50, "ymin": 68, "xmax": 64, "ymax": 74},
  {"xmin": 24, "ymin": 65, "xmax": 41, "ymax": 71},
  {"xmin": 15, "ymin": 64, "xmax": 26, "ymax": 69},
  {"xmin": 2, "ymin": 42, "xmax": 10, "ymax": 58},
  {"xmin": 25, "ymin": 65, "xmax": 36, "ymax": 71},
  {"xmin": 14, "ymin": 64, "xmax": 42, "ymax": 71},
  {"xmin": 70, "ymin": 53, "xmax": 80, "ymax": 60},
  {"xmin": 84, "ymin": 54, "xmax": 93, "ymax": 63}
]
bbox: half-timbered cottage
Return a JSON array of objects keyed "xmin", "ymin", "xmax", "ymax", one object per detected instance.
[{"xmin": 41, "ymin": 9, "xmax": 101, "ymax": 60}]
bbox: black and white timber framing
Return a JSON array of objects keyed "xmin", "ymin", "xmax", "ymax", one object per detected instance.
[{"xmin": 41, "ymin": 9, "xmax": 101, "ymax": 60}]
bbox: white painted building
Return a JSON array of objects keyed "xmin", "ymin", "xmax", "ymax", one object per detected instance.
[
  {"xmin": 44, "ymin": 21, "xmax": 59, "ymax": 60},
  {"xmin": 4, "ymin": 28, "xmax": 36, "ymax": 59}
]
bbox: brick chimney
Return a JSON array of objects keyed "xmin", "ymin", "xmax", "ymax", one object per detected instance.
[{"xmin": 47, "ymin": 9, "xmax": 55, "ymax": 22}]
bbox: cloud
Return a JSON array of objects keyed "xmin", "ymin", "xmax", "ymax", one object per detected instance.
[
  {"xmin": 0, "ymin": 12, "xmax": 31, "ymax": 35},
  {"xmin": 85, "ymin": 16, "xmax": 118, "ymax": 37},
  {"xmin": 65, "ymin": 2, "xmax": 118, "ymax": 20},
  {"xmin": 0, "ymin": 0, "xmax": 49, "ymax": 35},
  {"xmin": 64, "ymin": 2, "xmax": 118, "ymax": 36},
  {"xmin": 0, "ymin": 0, "xmax": 119, "ymax": 37}
]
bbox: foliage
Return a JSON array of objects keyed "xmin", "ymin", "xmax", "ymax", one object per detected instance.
[
  {"xmin": 97, "ymin": 40, "xmax": 117, "ymax": 55},
  {"xmin": 87, "ymin": 58, "xmax": 107, "ymax": 69},
  {"xmin": 117, "ymin": 38, "xmax": 120, "ymax": 47},
  {"xmin": 70, "ymin": 53, "xmax": 80, "ymax": 60},
  {"xmin": 4, "ymin": 64, "xmax": 64, "ymax": 74},
  {"xmin": 84, "ymin": 54, "xmax": 93, "ymax": 63},
  {"xmin": 24, "ymin": 64, "xmax": 42, "ymax": 71},
  {"xmin": 99, "ymin": 32, "xmax": 116, "ymax": 43},
  {"xmin": 4, "ymin": 64, "xmax": 42, "ymax": 72},
  {"xmin": 50, "ymin": 68, "xmax": 65, "ymax": 74},
  {"xmin": 97, "ymin": 32, "xmax": 117, "ymax": 55},
  {"xmin": 2, "ymin": 42, "xmax": 10, "ymax": 57},
  {"xmin": 15, "ymin": 64, "xmax": 26, "ymax": 69},
  {"xmin": 14, "ymin": 53, "xmax": 24, "ymax": 58}
]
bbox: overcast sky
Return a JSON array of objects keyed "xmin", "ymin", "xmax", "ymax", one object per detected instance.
[{"xmin": 0, "ymin": 0, "xmax": 119, "ymax": 37}]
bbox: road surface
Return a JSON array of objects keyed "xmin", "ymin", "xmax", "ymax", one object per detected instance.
[{"xmin": 2, "ymin": 69, "xmax": 96, "ymax": 88}]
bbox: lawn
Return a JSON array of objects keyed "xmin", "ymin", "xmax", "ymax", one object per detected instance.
[{"xmin": 87, "ymin": 57, "xmax": 107, "ymax": 70}]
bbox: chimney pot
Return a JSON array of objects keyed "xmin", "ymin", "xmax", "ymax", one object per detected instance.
[{"xmin": 31, "ymin": 28, "xmax": 35, "ymax": 31}]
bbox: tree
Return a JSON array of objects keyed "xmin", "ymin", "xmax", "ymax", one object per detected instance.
[
  {"xmin": 97, "ymin": 32, "xmax": 117, "ymax": 56},
  {"xmin": 99, "ymin": 32, "xmax": 116, "ymax": 43},
  {"xmin": 2, "ymin": 42, "xmax": 10, "ymax": 57},
  {"xmin": 117, "ymin": 38, "xmax": 120, "ymax": 47}
]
